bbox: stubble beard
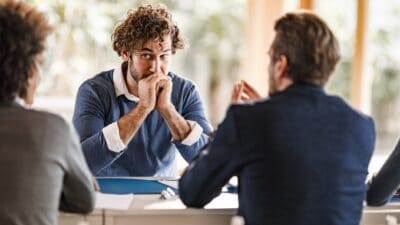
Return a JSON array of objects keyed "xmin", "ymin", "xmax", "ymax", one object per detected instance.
[
  {"xmin": 129, "ymin": 63, "xmax": 156, "ymax": 83},
  {"xmin": 268, "ymin": 67, "xmax": 276, "ymax": 96},
  {"xmin": 128, "ymin": 63, "xmax": 140, "ymax": 83}
]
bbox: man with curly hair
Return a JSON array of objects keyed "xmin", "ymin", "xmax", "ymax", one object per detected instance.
[
  {"xmin": 0, "ymin": 1, "xmax": 95, "ymax": 224},
  {"xmin": 73, "ymin": 4, "xmax": 212, "ymax": 177}
]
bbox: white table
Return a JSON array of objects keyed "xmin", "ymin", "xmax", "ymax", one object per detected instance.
[
  {"xmin": 59, "ymin": 193, "xmax": 400, "ymax": 225},
  {"xmin": 361, "ymin": 203, "xmax": 400, "ymax": 225},
  {"xmin": 60, "ymin": 193, "xmax": 237, "ymax": 225}
]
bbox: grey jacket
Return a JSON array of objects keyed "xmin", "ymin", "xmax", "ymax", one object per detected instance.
[{"xmin": 0, "ymin": 103, "xmax": 95, "ymax": 225}]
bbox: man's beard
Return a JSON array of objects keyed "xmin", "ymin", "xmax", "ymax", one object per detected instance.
[
  {"xmin": 268, "ymin": 67, "xmax": 277, "ymax": 95},
  {"xmin": 268, "ymin": 82, "xmax": 276, "ymax": 96},
  {"xmin": 128, "ymin": 63, "xmax": 153, "ymax": 83}
]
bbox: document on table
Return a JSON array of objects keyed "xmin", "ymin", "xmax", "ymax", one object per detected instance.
[
  {"xmin": 96, "ymin": 177, "xmax": 178, "ymax": 194},
  {"xmin": 158, "ymin": 179, "xmax": 178, "ymax": 189},
  {"xmin": 95, "ymin": 192, "xmax": 134, "ymax": 210}
]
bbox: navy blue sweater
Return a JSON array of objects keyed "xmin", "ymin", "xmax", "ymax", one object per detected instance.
[{"xmin": 73, "ymin": 69, "xmax": 211, "ymax": 177}]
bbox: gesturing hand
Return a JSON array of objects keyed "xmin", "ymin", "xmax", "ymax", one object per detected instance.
[{"xmin": 231, "ymin": 80, "xmax": 262, "ymax": 104}]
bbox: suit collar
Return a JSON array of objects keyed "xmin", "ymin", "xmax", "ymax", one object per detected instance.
[
  {"xmin": 0, "ymin": 98, "xmax": 25, "ymax": 108},
  {"xmin": 271, "ymin": 81, "xmax": 325, "ymax": 97},
  {"xmin": 288, "ymin": 81, "xmax": 325, "ymax": 93}
]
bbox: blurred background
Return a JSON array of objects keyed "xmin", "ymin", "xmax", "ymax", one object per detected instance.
[{"xmin": 28, "ymin": 0, "xmax": 400, "ymax": 175}]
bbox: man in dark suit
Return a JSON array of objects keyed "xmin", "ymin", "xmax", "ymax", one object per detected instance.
[{"xmin": 179, "ymin": 12, "xmax": 375, "ymax": 225}]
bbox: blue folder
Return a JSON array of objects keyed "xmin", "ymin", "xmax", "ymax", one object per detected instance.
[
  {"xmin": 390, "ymin": 194, "xmax": 400, "ymax": 202},
  {"xmin": 97, "ymin": 177, "xmax": 177, "ymax": 194}
]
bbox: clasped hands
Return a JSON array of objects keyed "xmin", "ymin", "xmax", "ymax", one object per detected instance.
[{"xmin": 137, "ymin": 73, "xmax": 173, "ymax": 114}]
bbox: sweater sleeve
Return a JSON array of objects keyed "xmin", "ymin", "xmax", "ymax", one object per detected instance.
[
  {"xmin": 72, "ymin": 82, "xmax": 125, "ymax": 175},
  {"xmin": 173, "ymin": 84, "xmax": 213, "ymax": 162}
]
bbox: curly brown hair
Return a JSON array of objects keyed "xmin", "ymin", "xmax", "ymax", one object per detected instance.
[
  {"xmin": 112, "ymin": 4, "xmax": 185, "ymax": 56},
  {"xmin": 271, "ymin": 12, "xmax": 340, "ymax": 86},
  {"xmin": 0, "ymin": 0, "xmax": 51, "ymax": 104}
]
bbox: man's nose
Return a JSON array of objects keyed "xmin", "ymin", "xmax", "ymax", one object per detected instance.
[{"xmin": 149, "ymin": 58, "xmax": 162, "ymax": 74}]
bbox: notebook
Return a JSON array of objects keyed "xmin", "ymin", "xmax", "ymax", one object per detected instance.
[{"xmin": 97, "ymin": 177, "xmax": 178, "ymax": 194}]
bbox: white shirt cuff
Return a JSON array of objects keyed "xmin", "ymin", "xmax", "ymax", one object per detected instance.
[
  {"xmin": 102, "ymin": 122, "xmax": 126, "ymax": 152},
  {"xmin": 180, "ymin": 120, "xmax": 203, "ymax": 146}
]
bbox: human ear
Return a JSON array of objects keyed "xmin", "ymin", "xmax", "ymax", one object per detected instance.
[
  {"xmin": 120, "ymin": 50, "xmax": 131, "ymax": 61},
  {"xmin": 275, "ymin": 55, "xmax": 288, "ymax": 79}
]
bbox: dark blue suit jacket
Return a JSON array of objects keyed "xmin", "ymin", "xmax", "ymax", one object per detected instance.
[{"xmin": 179, "ymin": 82, "xmax": 375, "ymax": 225}]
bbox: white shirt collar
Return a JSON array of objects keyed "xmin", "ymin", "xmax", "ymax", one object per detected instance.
[
  {"xmin": 14, "ymin": 96, "xmax": 27, "ymax": 108},
  {"xmin": 113, "ymin": 64, "xmax": 140, "ymax": 102}
]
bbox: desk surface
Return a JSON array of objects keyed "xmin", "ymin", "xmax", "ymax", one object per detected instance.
[
  {"xmin": 60, "ymin": 193, "xmax": 237, "ymax": 225},
  {"xmin": 86, "ymin": 193, "xmax": 237, "ymax": 215},
  {"xmin": 60, "ymin": 194, "xmax": 400, "ymax": 225}
]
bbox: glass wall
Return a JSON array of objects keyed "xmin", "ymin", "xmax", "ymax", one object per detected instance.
[
  {"xmin": 313, "ymin": 0, "xmax": 400, "ymax": 173},
  {"xmin": 369, "ymin": 1, "xmax": 400, "ymax": 152}
]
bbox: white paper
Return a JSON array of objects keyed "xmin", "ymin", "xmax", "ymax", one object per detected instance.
[
  {"xmin": 143, "ymin": 196, "xmax": 185, "ymax": 209},
  {"xmin": 204, "ymin": 193, "xmax": 238, "ymax": 209},
  {"xmin": 95, "ymin": 192, "xmax": 134, "ymax": 210},
  {"xmin": 158, "ymin": 180, "xmax": 178, "ymax": 189}
]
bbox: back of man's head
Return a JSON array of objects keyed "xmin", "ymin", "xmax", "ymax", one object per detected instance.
[
  {"xmin": 0, "ymin": 0, "xmax": 51, "ymax": 104},
  {"xmin": 271, "ymin": 12, "xmax": 340, "ymax": 86}
]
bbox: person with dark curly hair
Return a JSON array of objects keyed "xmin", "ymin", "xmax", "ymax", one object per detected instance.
[
  {"xmin": 180, "ymin": 12, "xmax": 375, "ymax": 225},
  {"xmin": 73, "ymin": 4, "xmax": 212, "ymax": 177},
  {"xmin": 0, "ymin": 1, "xmax": 95, "ymax": 224}
]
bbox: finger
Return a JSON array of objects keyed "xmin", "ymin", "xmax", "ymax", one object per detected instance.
[
  {"xmin": 240, "ymin": 95, "xmax": 250, "ymax": 101},
  {"xmin": 238, "ymin": 81, "xmax": 244, "ymax": 97},
  {"xmin": 140, "ymin": 74, "xmax": 158, "ymax": 87},
  {"xmin": 243, "ymin": 87, "xmax": 258, "ymax": 99},
  {"xmin": 148, "ymin": 74, "xmax": 163, "ymax": 86},
  {"xmin": 158, "ymin": 76, "xmax": 170, "ymax": 86},
  {"xmin": 155, "ymin": 80, "xmax": 161, "ymax": 92},
  {"xmin": 232, "ymin": 82, "xmax": 245, "ymax": 103},
  {"xmin": 240, "ymin": 92, "xmax": 250, "ymax": 100},
  {"xmin": 242, "ymin": 81, "xmax": 262, "ymax": 99},
  {"xmin": 231, "ymin": 82, "xmax": 241, "ymax": 102},
  {"xmin": 157, "ymin": 77, "xmax": 171, "ymax": 90},
  {"xmin": 243, "ymin": 80, "xmax": 261, "ymax": 96},
  {"xmin": 144, "ymin": 73, "xmax": 158, "ymax": 80},
  {"xmin": 159, "ymin": 74, "xmax": 169, "ymax": 79}
]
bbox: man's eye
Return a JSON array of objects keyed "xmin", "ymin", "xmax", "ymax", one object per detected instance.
[
  {"xmin": 141, "ymin": 54, "xmax": 152, "ymax": 60},
  {"xmin": 161, "ymin": 54, "xmax": 170, "ymax": 60}
]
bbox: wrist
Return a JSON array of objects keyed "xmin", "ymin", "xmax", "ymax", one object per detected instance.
[
  {"xmin": 137, "ymin": 102, "xmax": 153, "ymax": 115},
  {"xmin": 158, "ymin": 103, "xmax": 175, "ymax": 115}
]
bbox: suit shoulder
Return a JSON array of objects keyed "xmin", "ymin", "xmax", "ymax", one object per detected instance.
[
  {"xmin": 26, "ymin": 109, "xmax": 70, "ymax": 130},
  {"xmin": 229, "ymin": 98, "xmax": 270, "ymax": 114},
  {"xmin": 328, "ymin": 95, "xmax": 373, "ymax": 121}
]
